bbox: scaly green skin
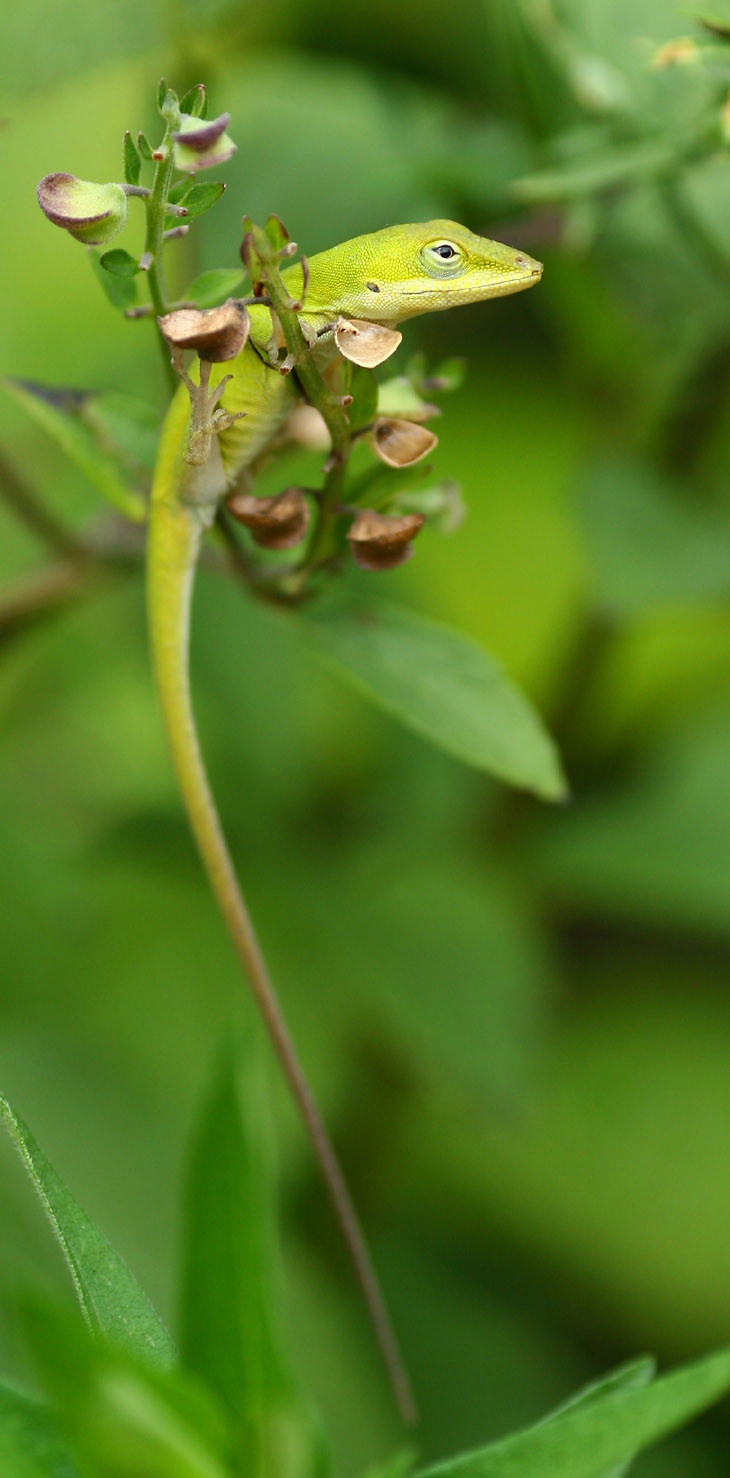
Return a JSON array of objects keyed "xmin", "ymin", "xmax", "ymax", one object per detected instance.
[{"xmin": 147, "ymin": 220, "xmax": 542, "ymax": 1423}]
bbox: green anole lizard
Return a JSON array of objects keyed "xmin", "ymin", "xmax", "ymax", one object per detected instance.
[{"xmin": 147, "ymin": 219, "xmax": 542, "ymax": 1422}]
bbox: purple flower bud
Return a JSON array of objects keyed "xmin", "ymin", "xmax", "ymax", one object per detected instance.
[
  {"xmin": 37, "ymin": 174, "xmax": 128, "ymax": 245},
  {"xmin": 172, "ymin": 113, "xmax": 237, "ymax": 172}
]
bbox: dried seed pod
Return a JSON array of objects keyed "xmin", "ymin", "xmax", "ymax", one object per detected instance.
[
  {"xmin": 347, "ymin": 508, "xmax": 425, "ymax": 571},
  {"xmin": 37, "ymin": 174, "xmax": 128, "ymax": 246},
  {"xmin": 334, "ymin": 318, "xmax": 402, "ymax": 368},
  {"xmin": 158, "ymin": 300, "xmax": 249, "ymax": 362},
  {"xmin": 226, "ymin": 486, "xmax": 309, "ymax": 549},
  {"xmin": 371, "ymin": 418, "xmax": 438, "ymax": 468}
]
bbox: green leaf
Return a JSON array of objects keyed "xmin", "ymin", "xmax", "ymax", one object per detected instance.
[
  {"xmin": 185, "ymin": 268, "xmax": 246, "ymax": 308},
  {"xmin": 580, "ymin": 456, "xmax": 730, "ymax": 616},
  {"xmin": 264, "ymin": 214, "xmax": 292, "ymax": 253},
  {"xmin": 173, "ymin": 182, "xmax": 225, "ymax": 223},
  {"xmin": 348, "ymin": 365, "xmax": 379, "ymax": 432},
  {"xmin": 157, "ymin": 77, "xmax": 168, "ymax": 112},
  {"xmin": 0, "ymin": 1381, "xmax": 78, "ymax": 1478},
  {"xmin": 537, "ymin": 1357, "xmax": 655, "ymax": 1478},
  {"xmin": 89, "ymin": 249, "xmax": 138, "ymax": 310},
  {"xmin": 81, "ymin": 390, "xmax": 160, "ymax": 475},
  {"xmin": 180, "ymin": 84, "xmax": 208, "ymax": 118},
  {"xmin": 123, "ymin": 130, "xmax": 141, "ymax": 187},
  {"xmin": 99, "ymin": 248, "xmax": 139, "ymax": 279},
  {"xmin": 22, "ymin": 1299, "xmax": 229, "ymax": 1478},
  {"xmin": 300, "ymin": 600, "xmax": 567, "ymax": 801},
  {"xmin": 138, "ymin": 131, "xmax": 154, "ymax": 162},
  {"xmin": 416, "ymin": 1346, "xmax": 730, "ymax": 1478},
  {"xmin": 179, "ymin": 1038, "xmax": 326, "ymax": 1477},
  {"xmin": 2, "ymin": 379, "xmax": 146, "ymax": 523},
  {"xmin": 0, "ymin": 1092, "xmax": 175, "ymax": 1367}
]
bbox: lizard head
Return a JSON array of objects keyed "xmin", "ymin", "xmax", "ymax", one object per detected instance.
[{"xmin": 293, "ymin": 220, "xmax": 543, "ymax": 327}]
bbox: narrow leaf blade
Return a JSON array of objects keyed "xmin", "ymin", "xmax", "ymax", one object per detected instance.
[
  {"xmin": 2, "ymin": 379, "xmax": 146, "ymax": 523},
  {"xmin": 416, "ymin": 1346, "xmax": 730, "ymax": 1478},
  {"xmin": 537, "ymin": 1356, "xmax": 655, "ymax": 1478},
  {"xmin": 0, "ymin": 1093, "xmax": 175, "ymax": 1368},
  {"xmin": 301, "ymin": 600, "xmax": 567, "ymax": 801},
  {"xmin": 123, "ymin": 130, "xmax": 141, "ymax": 186}
]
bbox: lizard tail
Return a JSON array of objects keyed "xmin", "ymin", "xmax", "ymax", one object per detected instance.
[{"xmin": 146, "ymin": 479, "xmax": 417, "ymax": 1426}]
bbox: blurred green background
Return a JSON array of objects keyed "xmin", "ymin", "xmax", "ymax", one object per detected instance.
[{"xmin": 3, "ymin": 0, "xmax": 730, "ymax": 1472}]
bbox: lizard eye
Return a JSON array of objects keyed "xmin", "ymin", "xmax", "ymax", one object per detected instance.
[{"xmin": 421, "ymin": 240, "xmax": 463, "ymax": 276}]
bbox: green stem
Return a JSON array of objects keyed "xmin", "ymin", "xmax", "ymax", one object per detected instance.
[
  {"xmin": 254, "ymin": 245, "xmax": 353, "ymax": 588},
  {"xmin": 143, "ymin": 141, "xmax": 177, "ymax": 395}
]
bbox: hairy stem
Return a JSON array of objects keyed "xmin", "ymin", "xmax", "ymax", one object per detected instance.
[{"xmin": 143, "ymin": 140, "xmax": 178, "ymax": 394}]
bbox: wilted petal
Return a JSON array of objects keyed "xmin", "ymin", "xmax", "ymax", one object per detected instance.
[
  {"xmin": 371, "ymin": 418, "xmax": 438, "ymax": 468},
  {"xmin": 158, "ymin": 300, "xmax": 249, "ymax": 362},
  {"xmin": 347, "ymin": 508, "xmax": 425, "ymax": 571},
  {"xmin": 226, "ymin": 486, "xmax": 309, "ymax": 549},
  {"xmin": 334, "ymin": 318, "xmax": 402, "ymax": 368}
]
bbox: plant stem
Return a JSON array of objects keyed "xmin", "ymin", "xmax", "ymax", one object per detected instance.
[
  {"xmin": 142, "ymin": 141, "xmax": 178, "ymax": 395},
  {"xmin": 250, "ymin": 239, "xmax": 353, "ymax": 589}
]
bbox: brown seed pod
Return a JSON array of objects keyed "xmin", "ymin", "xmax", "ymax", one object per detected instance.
[
  {"xmin": 226, "ymin": 486, "xmax": 310, "ymax": 549},
  {"xmin": 371, "ymin": 418, "xmax": 438, "ymax": 468},
  {"xmin": 347, "ymin": 508, "xmax": 425, "ymax": 571},
  {"xmin": 157, "ymin": 300, "xmax": 249, "ymax": 362},
  {"xmin": 334, "ymin": 318, "xmax": 402, "ymax": 368}
]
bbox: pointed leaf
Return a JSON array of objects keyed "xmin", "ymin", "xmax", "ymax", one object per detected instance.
[
  {"xmin": 0, "ymin": 1093, "xmax": 174, "ymax": 1367},
  {"xmin": 179, "ymin": 1039, "xmax": 325, "ymax": 1477},
  {"xmin": 123, "ymin": 130, "xmax": 141, "ymax": 187},
  {"xmin": 138, "ymin": 132, "xmax": 154, "ymax": 161},
  {"xmin": 301, "ymin": 600, "xmax": 567, "ymax": 801},
  {"xmin": 537, "ymin": 1357, "xmax": 655, "ymax": 1478},
  {"xmin": 90, "ymin": 249, "xmax": 138, "ymax": 309},
  {"xmin": 180, "ymin": 84, "xmax": 208, "ymax": 119},
  {"xmin": 172, "ymin": 182, "xmax": 225, "ymax": 223},
  {"xmin": 416, "ymin": 1346, "xmax": 730, "ymax": 1478},
  {"xmin": 2, "ymin": 379, "xmax": 146, "ymax": 523},
  {"xmin": 99, "ymin": 248, "xmax": 139, "ymax": 279}
]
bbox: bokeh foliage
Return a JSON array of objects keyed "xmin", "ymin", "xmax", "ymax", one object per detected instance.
[{"xmin": 3, "ymin": 0, "xmax": 730, "ymax": 1472}]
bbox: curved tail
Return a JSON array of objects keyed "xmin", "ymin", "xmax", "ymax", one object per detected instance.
[{"xmin": 146, "ymin": 449, "xmax": 416, "ymax": 1424}]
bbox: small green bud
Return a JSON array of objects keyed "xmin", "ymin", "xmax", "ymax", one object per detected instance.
[
  {"xmin": 172, "ymin": 113, "xmax": 236, "ymax": 172},
  {"xmin": 37, "ymin": 173, "xmax": 127, "ymax": 246}
]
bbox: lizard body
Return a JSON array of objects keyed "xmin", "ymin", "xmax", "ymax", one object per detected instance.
[{"xmin": 146, "ymin": 220, "xmax": 542, "ymax": 1421}]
